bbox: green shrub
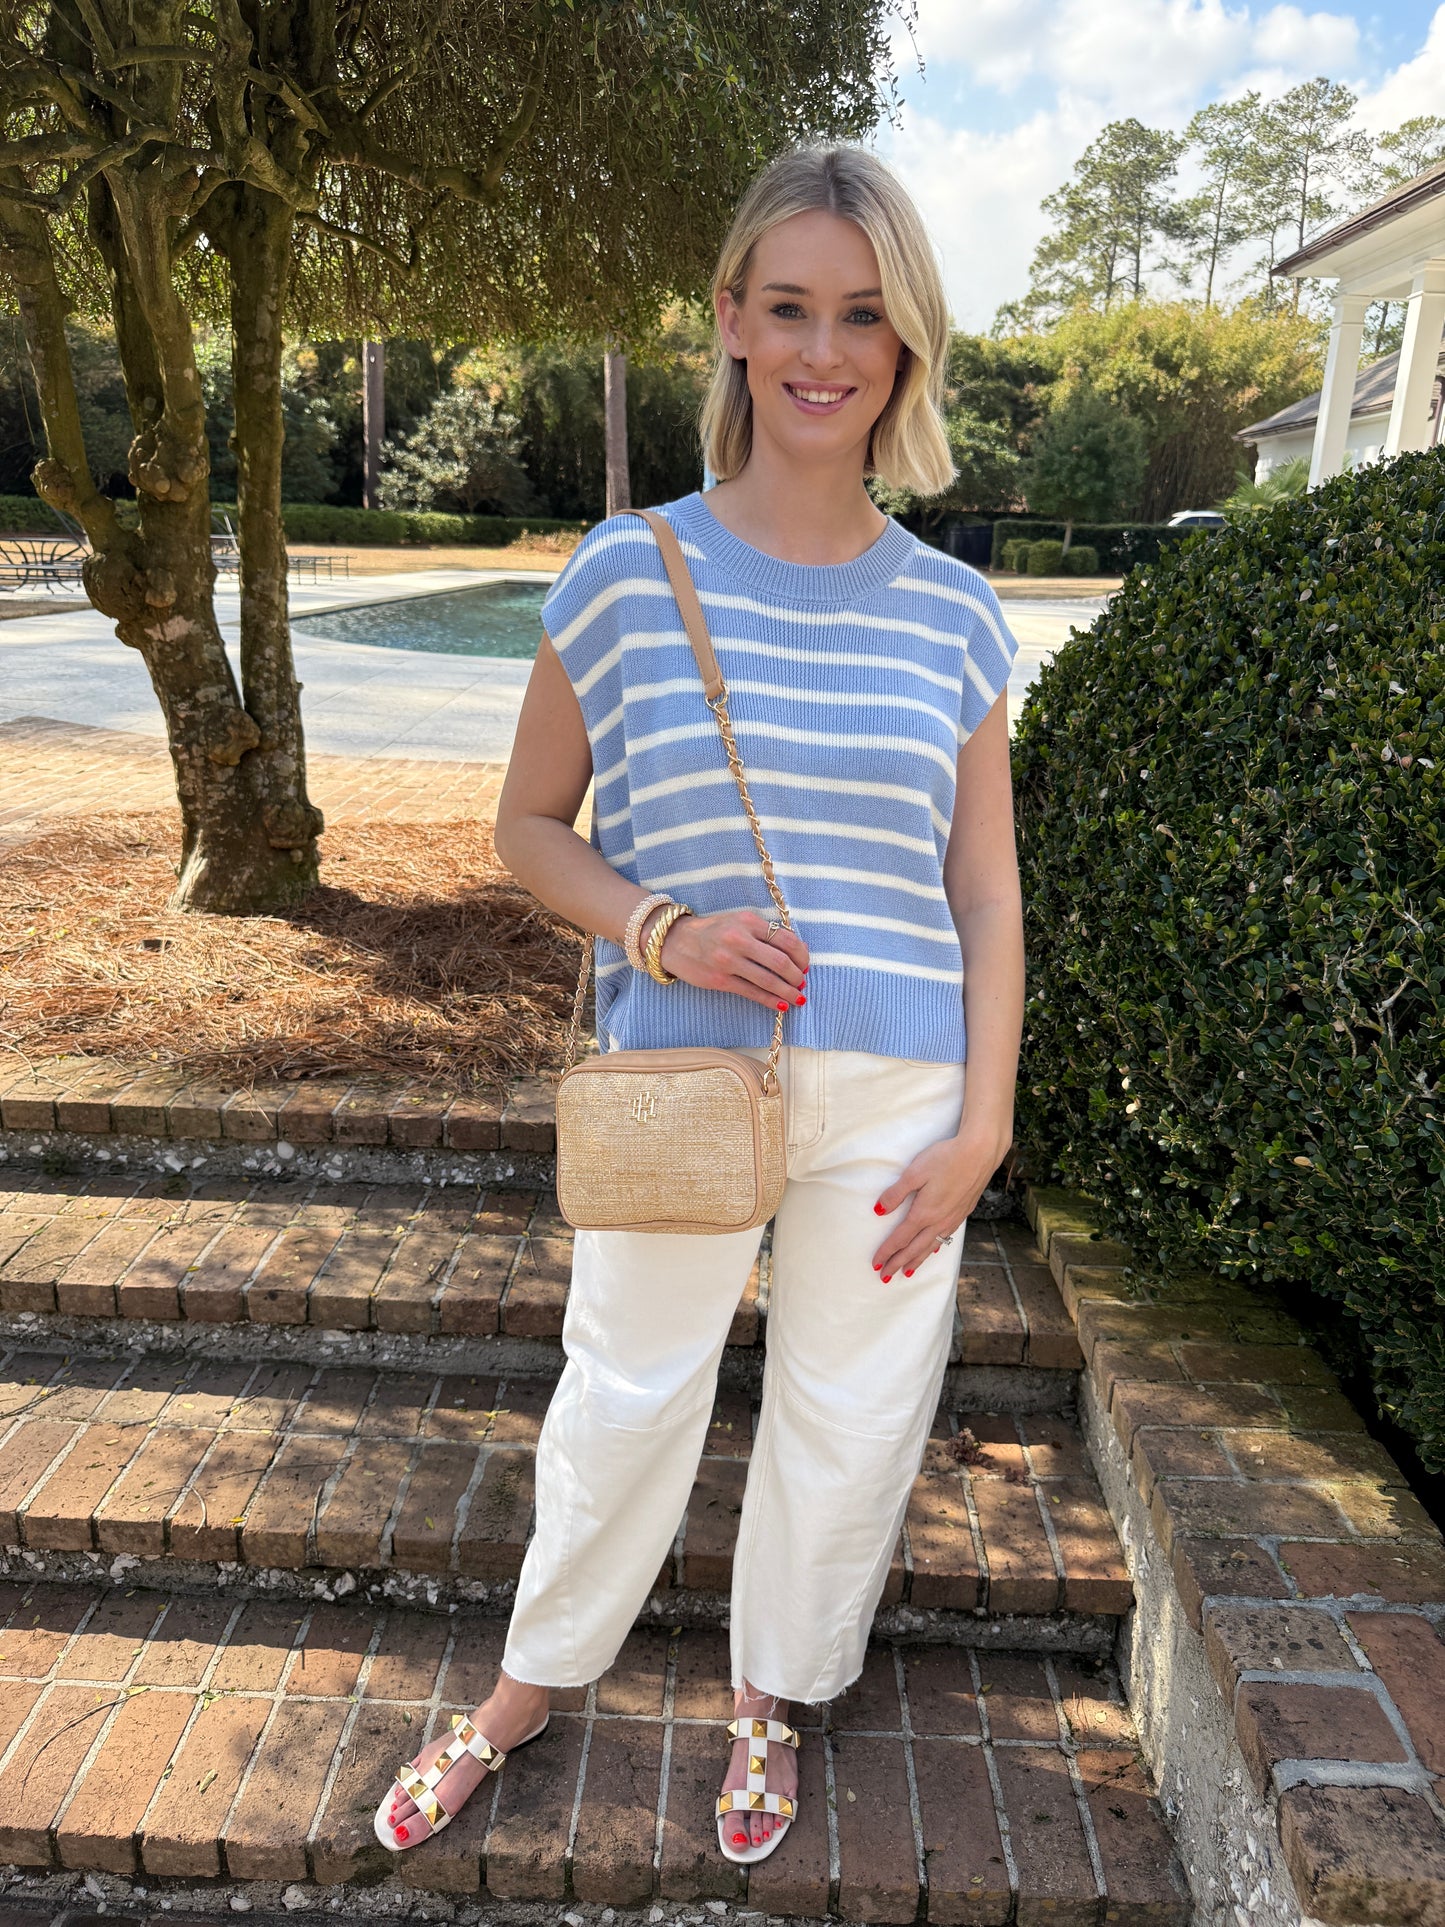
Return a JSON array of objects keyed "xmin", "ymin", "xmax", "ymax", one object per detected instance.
[
  {"xmin": 0, "ymin": 494, "xmax": 73, "ymax": 533},
  {"xmin": 989, "ymin": 517, "xmax": 1185, "ymax": 571},
  {"xmin": 274, "ymin": 504, "xmax": 588, "ymax": 547},
  {"xmin": 1001, "ymin": 538, "xmax": 1032, "ymax": 572},
  {"xmin": 1026, "ymin": 539, "xmax": 1065, "ymax": 575},
  {"xmin": 0, "ymin": 496, "xmax": 588, "ymax": 547},
  {"xmin": 1063, "ymin": 544, "xmax": 1100, "ymax": 575},
  {"xmin": 1012, "ymin": 449, "xmax": 1445, "ymax": 1471}
]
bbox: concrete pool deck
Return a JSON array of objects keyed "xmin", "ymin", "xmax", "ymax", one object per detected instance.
[{"xmin": 0, "ymin": 566, "xmax": 1103, "ymax": 766}]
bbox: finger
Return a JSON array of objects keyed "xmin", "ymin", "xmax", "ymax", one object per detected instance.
[
  {"xmin": 872, "ymin": 1167, "xmax": 922, "ymax": 1219},
  {"xmin": 733, "ymin": 949, "xmax": 808, "ymax": 1002},
  {"xmin": 871, "ymin": 1209, "xmax": 934, "ymax": 1276},
  {"xmin": 749, "ymin": 936, "xmax": 808, "ymax": 987},
  {"xmin": 893, "ymin": 1231, "xmax": 954, "ymax": 1277},
  {"xmin": 719, "ymin": 971, "xmax": 805, "ymax": 1012},
  {"xmin": 764, "ymin": 927, "xmax": 810, "ymax": 973}
]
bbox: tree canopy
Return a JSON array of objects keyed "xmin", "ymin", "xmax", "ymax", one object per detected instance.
[{"xmin": 0, "ymin": 0, "xmax": 908, "ymax": 913}]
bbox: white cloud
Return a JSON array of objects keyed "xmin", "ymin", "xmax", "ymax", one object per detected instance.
[
  {"xmin": 877, "ymin": 0, "xmax": 1376, "ymax": 326},
  {"xmin": 894, "ymin": 0, "xmax": 1360, "ymax": 114},
  {"xmin": 1353, "ymin": 2, "xmax": 1445, "ymax": 131},
  {"xmin": 873, "ymin": 104, "xmax": 1095, "ymax": 330}
]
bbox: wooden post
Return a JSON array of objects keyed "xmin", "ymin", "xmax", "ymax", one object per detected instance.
[
  {"xmin": 604, "ymin": 346, "xmax": 631, "ymax": 516},
  {"xmin": 1383, "ymin": 260, "xmax": 1445, "ymax": 458},
  {"xmin": 362, "ymin": 339, "xmax": 385, "ymax": 510},
  {"xmin": 1308, "ymin": 292, "xmax": 1369, "ymax": 486}
]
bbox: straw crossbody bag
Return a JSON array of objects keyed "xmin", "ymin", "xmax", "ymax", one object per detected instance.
[{"xmin": 553, "ymin": 508, "xmax": 792, "ymax": 1235}]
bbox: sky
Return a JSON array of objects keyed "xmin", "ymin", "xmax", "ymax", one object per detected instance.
[{"xmin": 869, "ymin": 0, "xmax": 1445, "ymax": 330}]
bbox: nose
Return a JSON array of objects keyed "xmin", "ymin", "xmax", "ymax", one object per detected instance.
[{"xmin": 798, "ymin": 318, "xmax": 848, "ymax": 373}]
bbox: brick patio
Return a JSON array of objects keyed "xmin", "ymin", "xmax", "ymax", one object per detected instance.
[
  {"xmin": 0, "ymin": 1585, "xmax": 1184, "ymax": 1919},
  {"xmin": 0, "ymin": 717, "xmax": 504, "ymax": 846}
]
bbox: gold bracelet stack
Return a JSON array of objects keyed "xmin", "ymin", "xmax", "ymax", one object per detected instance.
[
  {"xmin": 624, "ymin": 891, "xmax": 674, "ymax": 973},
  {"xmin": 643, "ymin": 902, "xmax": 693, "ymax": 984}
]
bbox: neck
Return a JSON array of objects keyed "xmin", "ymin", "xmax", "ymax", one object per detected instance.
[{"xmin": 705, "ymin": 441, "xmax": 886, "ymax": 566}]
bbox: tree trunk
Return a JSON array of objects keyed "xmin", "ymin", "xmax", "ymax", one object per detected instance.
[
  {"xmin": 1061, "ymin": 520, "xmax": 1073, "ymax": 555},
  {"xmin": 0, "ymin": 166, "xmax": 320, "ymax": 916},
  {"xmin": 604, "ymin": 347, "xmax": 631, "ymax": 515},
  {"xmin": 214, "ymin": 184, "xmax": 324, "ymax": 901},
  {"xmin": 363, "ymin": 340, "xmax": 385, "ymax": 508}
]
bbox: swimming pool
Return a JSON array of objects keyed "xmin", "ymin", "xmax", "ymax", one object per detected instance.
[{"xmin": 290, "ymin": 578, "xmax": 549, "ymax": 658}]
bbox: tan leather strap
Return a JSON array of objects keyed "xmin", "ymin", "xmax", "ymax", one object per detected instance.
[
  {"xmin": 623, "ymin": 508, "xmax": 725, "ymax": 700},
  {"xmin": 563, "ymin": 508, "xmax": 792, "ymax": 1082}
]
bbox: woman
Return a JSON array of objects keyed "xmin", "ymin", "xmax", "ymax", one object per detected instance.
[{"xmin": 376, "ymin": 142, "xmax": 1024, "ymax": 1866}]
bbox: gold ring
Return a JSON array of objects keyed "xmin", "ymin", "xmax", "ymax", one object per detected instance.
[{"xmin": 765, "ymin": 920, "xmax": 784, "ymax": 940}]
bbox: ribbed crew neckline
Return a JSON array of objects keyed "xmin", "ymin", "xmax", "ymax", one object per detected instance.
[{"xmin": 671, "ymin": 489, "xmax": 916, "ymax": 605}]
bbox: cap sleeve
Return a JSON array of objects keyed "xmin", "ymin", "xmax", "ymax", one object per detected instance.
[{"xmin": 958, "ymin": 572, "xmax": 1020, "ymax": 742}]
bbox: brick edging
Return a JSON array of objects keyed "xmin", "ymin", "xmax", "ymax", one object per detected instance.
[
  {"xmin": 0, "ymin": 1052, "xmax": 556, "ymax": 1154},
  {"xmin": 1024, "ymin": 1181, "xmax": 1445, "ymax": 1926}
]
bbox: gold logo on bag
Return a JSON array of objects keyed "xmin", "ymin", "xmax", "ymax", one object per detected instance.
[{"xmin": 630, "ymin": 1090, "xmax": 658, "ymax": 1124}]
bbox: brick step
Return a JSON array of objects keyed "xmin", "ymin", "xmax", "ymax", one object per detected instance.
[
  {"xmin": 0, "ymin": 1172, "xmax": 1084, "ymax": 1406},
  {"xmin": 0, "ymin": 1346, "xmax": 1131, "ymax": 1640},
  {"xmin": 0, "ymin": 1580, "xmax": 1188, "ymax": 1919}
]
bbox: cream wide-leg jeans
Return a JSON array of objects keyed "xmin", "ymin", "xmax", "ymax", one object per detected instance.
[{"xmin": 501, "ymin": 1045, "xmax": 966, "ymax": 1705}]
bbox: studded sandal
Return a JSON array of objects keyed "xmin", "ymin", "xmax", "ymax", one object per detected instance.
[
  {"xmin": 374, "ymin": 1709, "xmax": 549, "ymax": 1851},
  {"xmin": 716, "ymin": 1714, "xmax": 800, "ymax": 1865}
]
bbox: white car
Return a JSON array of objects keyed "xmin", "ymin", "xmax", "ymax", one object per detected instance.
[{"xmin": 1166, "ymin": 509, "xmax": 1228, "ymax": 530}]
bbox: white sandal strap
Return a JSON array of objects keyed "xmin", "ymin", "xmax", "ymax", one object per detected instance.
[
  {"xmin": 725, "ymin": 1716, "xmax": 800, "ymax": 1747},
  {"xmin": 717, "ymin": 1787, "xmax": 795, "ymax": 1819},
  {"xmin": 450, "ymin": 1712, "xmax": 506, "ymax": 1768}
]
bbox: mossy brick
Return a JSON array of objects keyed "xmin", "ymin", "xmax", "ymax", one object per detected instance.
[
  {"xmin": 1202, "ymin": 1601, "xmax": 1357, "ymax": 1701},
  {"xmin": 1235, "ymin": 1679, "xmax": 1408, "ymax": 1795},
  {"xmin": 221, "ymin": 1086, "xmax": 287, "ymax": 1141},
  {"xmin": 500, "ymin": 1076, "xmax": 556, "ymax": 1152},
  {"xmin": 1025, "ymin": 1185, "xmax": 1106, "ymax": 1256},
  {"xmin": 1278, "ymin": 1783, "xmax": 1445, "ymax": 1927}
]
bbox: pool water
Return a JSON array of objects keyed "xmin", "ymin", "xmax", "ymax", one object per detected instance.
[{"xmin": 291, "ymin": 579, "xmax": 549, "ymax": 658}]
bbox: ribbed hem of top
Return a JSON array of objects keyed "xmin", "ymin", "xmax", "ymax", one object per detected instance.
[
  {"xmin": 665, "ymin": 490, "xmax": 917, "ymax": 606},
  {"xmin": 597, "ymin": 964, "xmax": 967, "ymax": 1066}
]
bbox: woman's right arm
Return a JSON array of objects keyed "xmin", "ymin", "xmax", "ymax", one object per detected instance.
[{"xmin": 494, "ymin": 634, "xmax": 809, "ymax": 1012}]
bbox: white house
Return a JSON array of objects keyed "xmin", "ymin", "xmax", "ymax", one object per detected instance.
[
  {"xmin": 1238, "ymin": 342, "xmax": 1445, "ymax": 480},
  {"xmin": 1241, "ymin": 159, "xmax": 1445, "ymax": 485}
]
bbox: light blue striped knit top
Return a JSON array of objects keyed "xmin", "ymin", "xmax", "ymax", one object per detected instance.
[{"xmin": 541, "ymin": 489, "xmax": 1019, "ymax": 1064}]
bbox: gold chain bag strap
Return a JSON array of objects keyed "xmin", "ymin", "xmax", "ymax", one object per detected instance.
[{"xmin": 553, "ymin": 508, "xmax": 792, "ymax": 1235}]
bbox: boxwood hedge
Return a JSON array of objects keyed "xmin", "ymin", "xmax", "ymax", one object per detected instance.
[{"xmin": 1012, "ymin": 449, "xmax": 1445, "ymax": 1470}]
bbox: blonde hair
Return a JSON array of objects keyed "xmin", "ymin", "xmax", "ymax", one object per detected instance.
[{"xmin": 699, "ymin": 145, "xmax": 954, "ymax": 496}]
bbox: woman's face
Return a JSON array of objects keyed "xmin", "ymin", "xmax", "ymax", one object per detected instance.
[{"xmin": 716, "ymin": 209, "xmax": 906, "ymax": 471}]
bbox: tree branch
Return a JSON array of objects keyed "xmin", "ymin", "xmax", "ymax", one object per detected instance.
[{"xmin": 0, "ymin": 126, "xmax": 173, "ymax": 214}]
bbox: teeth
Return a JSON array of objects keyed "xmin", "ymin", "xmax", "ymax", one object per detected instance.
[{"xmin": 790, "ymin": 386, "xmax": 847, "ymax": 403}]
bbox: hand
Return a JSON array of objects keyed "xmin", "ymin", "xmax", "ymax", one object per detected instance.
[
  {"xmin": 652, "ymin": 908, "xmax": 809, "ymax": 1012},
  {"xmin": 870, "ymin": 1121, "xmax": 1012, "ymax": 1280}
]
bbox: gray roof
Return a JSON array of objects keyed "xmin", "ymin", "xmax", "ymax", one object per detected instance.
[
  {"xmin": 1236, "ymin": 345, "xmax": 1445, "ymax": 442},
  {"xmin": 1275, "ymin": 159, "xmax": 1445, "ymax": 277}
]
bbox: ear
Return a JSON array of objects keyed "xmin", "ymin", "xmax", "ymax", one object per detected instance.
[{"xmin": 715, "ymin": 286, "xmax": 746, "ymax": 361}]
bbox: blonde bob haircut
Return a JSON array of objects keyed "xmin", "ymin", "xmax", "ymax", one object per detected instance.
[{"xmin": 699, "ymin": 144, "xmax": 955, "ymax": 497}]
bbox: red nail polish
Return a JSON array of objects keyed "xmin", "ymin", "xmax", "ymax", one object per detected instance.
[
  {"xmin": 881, "ymin": 1272, "xmax": 892, "ymax": 1282},
  {"xmin": 873, "ymin": 1202, "xmax": 885, "ymax": 1215},
  {"xmin": 395, "ymin": 1824, "xmax": 409, "ymax": 1842},
  {"xmin": 904, "ymin": 1268, "xmax": 914, "ymax": 1277},
  {"xmin": 733, "ymin": 1831, "xmax": 747, "ymax": 1845},
  {"xmin": 795, "ymin": 995, "xmax": 805, "ymax": 1006},
  {"xmin": 776, "ymin": 1001, "xmax": 787, "ymax": 1010},
  {"xmin": 872, "ymin": 1261, "xmax": 882, "ymax": 1271}
]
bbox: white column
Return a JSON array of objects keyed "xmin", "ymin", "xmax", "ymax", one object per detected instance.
[
  {"xmin": 1309, "ymin": 291, "xmax": 1369, "ymax": 485},
  {"xmin": 1384, "ymin": 259, "xmax": 1445, "ymax": 457}
]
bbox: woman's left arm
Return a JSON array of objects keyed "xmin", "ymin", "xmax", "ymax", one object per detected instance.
[{"xmin": 870, "ymin": 692, "xmax": 1024, "ymax": 1278}]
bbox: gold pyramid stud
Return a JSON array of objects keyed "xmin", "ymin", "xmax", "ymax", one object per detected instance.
[
  {"xmin": 748, "ymin": 1790, "xmax": 764, "ymax": 1810},
  {"xmin": 749, "ymin": 1755, "xmax": 766, "ymax": 1775},
  {"xmin": 752, "ymin": 1718, "xmax": 768, "ymax": 1738},
  {"xmin": 779, "ymin": 1798, "xmax": 793, "ymax": 1816}
]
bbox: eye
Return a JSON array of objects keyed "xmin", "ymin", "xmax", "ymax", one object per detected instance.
[
  {"xmin": 769, "ymin": 302, "xmax": 804, "ymax": 319},
  {"xmin": 848, "ymin": 307, "xmax": 882, "ymax": 326}
]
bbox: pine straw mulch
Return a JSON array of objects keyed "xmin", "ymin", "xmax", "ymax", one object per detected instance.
[{"xmin": 0, "ymin": 812, "xmax": 584, "ymax": 1093}]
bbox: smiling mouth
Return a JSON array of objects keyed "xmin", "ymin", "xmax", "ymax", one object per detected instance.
[{"xmin": 783, "ymin": 382, "xmax": 855, "ymax": 409}]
